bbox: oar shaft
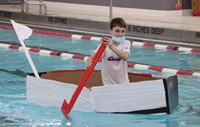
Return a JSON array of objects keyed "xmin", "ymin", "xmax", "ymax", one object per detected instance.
[
  {"xmin": 69, "ymin": 43, "xmax": 106, "ymax": 112},
  {"xmin": 61, "ymin": 42, "xmax": 106, "ymax": 118}
]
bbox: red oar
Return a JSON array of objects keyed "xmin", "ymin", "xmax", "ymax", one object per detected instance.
[{"xmin": 61, "ymin": 41, "xmax": 106, "ymax": 119}]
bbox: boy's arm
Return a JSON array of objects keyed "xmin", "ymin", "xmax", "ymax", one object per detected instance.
[
  {"xmin": 103, "ymin": 37, "xmax": 130, "ymax": 61},
  {"xmin": 109, "ymin": 45, "xmax": 129, "ymax": 61}
]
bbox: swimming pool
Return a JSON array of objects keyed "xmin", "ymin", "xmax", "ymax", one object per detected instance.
[{"xmin": 0, "ymin": 27, "xmax": 200, "ymax": 127}]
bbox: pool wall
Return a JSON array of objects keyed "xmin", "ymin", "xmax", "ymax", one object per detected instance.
[{"xmin": 0, "ymin": 12, "xmax": 199, "ymax": 44}]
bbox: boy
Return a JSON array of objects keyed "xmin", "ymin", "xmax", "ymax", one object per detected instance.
[{"xmin": 86, "ymin": 18, "xmax": 131, "ymax": 85}]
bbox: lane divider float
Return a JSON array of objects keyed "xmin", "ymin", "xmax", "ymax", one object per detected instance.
[
  {"xmin": 1, "ymin": 42, "xmax": 200, "ymax": 77},
  {"xmin": 1, "ymin": 25, "xmax": 200, "ymax": 54}
]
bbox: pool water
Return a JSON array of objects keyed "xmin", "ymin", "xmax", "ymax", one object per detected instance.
[{"xmin": 0, "ymin": 29, "xmax": 200, "ymax": 127}]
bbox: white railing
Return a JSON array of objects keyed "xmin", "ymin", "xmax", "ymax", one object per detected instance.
[{"xmin": 22, "ymin": 0, "xmax": 47, "ymax": 15}]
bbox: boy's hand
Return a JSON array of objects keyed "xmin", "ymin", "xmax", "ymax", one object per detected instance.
[{"xmin": 103, "ymin": 37, "xmax": 113, "ymax": 49}]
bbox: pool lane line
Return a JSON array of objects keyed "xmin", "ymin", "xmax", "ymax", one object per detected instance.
[
  {"xmin": 1, "ymin": 42, "xmax": 200, "ymax": 77},
  {"xmin": 1, "ymin": 25, "xmax": 200, "ymax": 54}
]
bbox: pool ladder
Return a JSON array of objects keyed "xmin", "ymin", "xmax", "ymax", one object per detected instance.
[{"xmin": 22, "ymin": 0, "xmax": 47, "ymax": 15}]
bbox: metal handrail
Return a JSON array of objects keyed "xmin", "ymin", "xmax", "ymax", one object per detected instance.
[{"xmin": 22, "ymin": 0, "xmax": 47, "ymax": 15}]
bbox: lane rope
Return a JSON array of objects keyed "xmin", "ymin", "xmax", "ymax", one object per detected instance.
[
  {"xmin": 1, "ymin": 42, "xmax": 200, "ymax": 77},
  {"xmin": 1, "ymin": 25, "xmax": 200, "ymax": 54}
]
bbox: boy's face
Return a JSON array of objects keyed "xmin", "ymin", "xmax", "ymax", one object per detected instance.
[{"xmin": 111, "ymin": 26, "xmax": 125, "ymax": 37}]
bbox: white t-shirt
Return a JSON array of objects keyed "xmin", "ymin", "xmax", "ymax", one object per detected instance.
[{"xmin": 95, "ymin": 40, "xmax": 131, "ymax": 85}]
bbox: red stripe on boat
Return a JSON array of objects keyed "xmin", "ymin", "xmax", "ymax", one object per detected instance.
[
  {"xmin": 51, "ymin": 70, "xmax": 86, "ymax": 73},
  {"xmin": 177, "ymin": 70, "xmax": 193, "ymax": 75},
  {"xmin": 128, "ymin": 72, "xmax": 153, "ymax": 78},
  {"xmin": 9, "ymin": 45, "xmax": 20, "ymax": 49},
  {"xmin": 159, "ymin": 106, "xmax": 167, "ymax": 108},
  {"xmin": 81, "ymin": 36, "xmax": 92, "ymax": 40},
  {"xmin": 29, "ymin": 48, "xmax": 40, "ymax": 52},
  {"xmin": 72, "ymin": 55, "xmax": 85, "ymax": 60},
  {"xmin": 148, "ymin": 66, "xmax": 164, "ymax": 72}
]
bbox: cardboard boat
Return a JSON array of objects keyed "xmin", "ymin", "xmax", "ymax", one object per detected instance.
[{"xmin": 27, "ymin": 70, "xmax": 178, "ymax": 114}]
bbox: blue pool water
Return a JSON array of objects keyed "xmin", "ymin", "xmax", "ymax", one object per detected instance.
[{"xmin": 0, "ymin": 28, "xmax": 200, "ymax": 127}]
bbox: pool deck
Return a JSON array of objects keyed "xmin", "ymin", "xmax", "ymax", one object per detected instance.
[{"xmin": 0, "ymin": 1, "xmax": 200, "ymax": 44}]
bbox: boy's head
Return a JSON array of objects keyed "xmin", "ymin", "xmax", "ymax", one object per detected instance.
[{"xmin": 110, "ymin": 18, "xmax": 126, "ymax": 30}]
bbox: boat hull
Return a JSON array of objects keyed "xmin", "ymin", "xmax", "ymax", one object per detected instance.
[{"xmin": 27, "ymin": 70, "xmax": 178, "ymax": 114}]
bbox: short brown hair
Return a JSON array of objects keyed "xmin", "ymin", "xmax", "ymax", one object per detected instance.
[{"xmin": 110, "ymin": 18, "xmax": 126, "ymax": 30}]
